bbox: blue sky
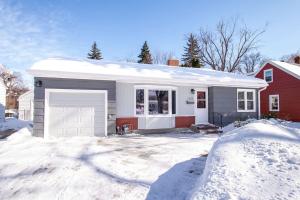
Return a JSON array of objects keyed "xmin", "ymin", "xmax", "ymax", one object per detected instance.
[{"xmin": 1, "ymin": 0, "xmax": 300, "ymax": 80}]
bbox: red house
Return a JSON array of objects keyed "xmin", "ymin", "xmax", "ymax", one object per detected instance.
[{"xmin": 255, "ymin": 57, "xmax": 300, "ymax": 121}]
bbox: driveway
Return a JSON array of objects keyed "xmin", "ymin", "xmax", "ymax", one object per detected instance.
[{"xmin": 0, "ymin": 129, "xmax": 217, "ymax": 200}]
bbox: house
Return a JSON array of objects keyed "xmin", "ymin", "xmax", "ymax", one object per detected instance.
[
  {"xmin": 28, "ymin": 57, "xmax": 267, "ymax": 138},
  {"xmin": 18, "ymin": 90, "xmax": 34, "ymax": 121},
  {"xmin": 255, "ymin": 57, "xmax": 300, "ymax": 121},
  {"xmin": 0, "ymin": 78, "xmax": 6, "ymax": 122}
]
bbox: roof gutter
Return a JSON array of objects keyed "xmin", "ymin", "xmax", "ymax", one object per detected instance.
[{"xmin": 258, "ymin": 86, "xmax": 268, "ymax": 119}]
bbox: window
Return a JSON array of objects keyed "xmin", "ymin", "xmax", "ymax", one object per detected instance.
[
  {"xmin": 135, "ymin": 86, "xmax": 177, "ymax": 116},
  {"xmin": 148, "ymin": 90, "xmax": 169, "ymax": 115},
  {"xmin": 136, "ymin": 89, "xmax": 144, "ymax": 115},
  {"xmin": 172, "ymin": 90, "xmax": 176, "ymax": 114},
  {"xmin": 269, "ymin": 95, "xmax": 279, "ymax": 111},
  {"xmin": 197, "ymin": 91, "xmax": 206, "ymax": 108},
  {"xmin": 264, "ymin": 69, "xmax": 273, "ymax": 83},
  {"xmin": 237, "ymin": 89, "xmax": 256, "ymax": 112}
]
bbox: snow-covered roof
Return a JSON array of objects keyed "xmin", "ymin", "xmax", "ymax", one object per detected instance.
[
  {"xmin": 28, "ymin": 58, "xmax": 267, "ymax": 88},
  {"xmin": 18, "ymin": 90, "xmax": 33, "ymax": 101},
  {"xmin": 257, "ymin": 60, "xmax": 300, "ymax": 80}
]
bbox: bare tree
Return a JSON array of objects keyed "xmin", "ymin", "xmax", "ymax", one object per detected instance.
[
  {"xmin": 198, "ymin": 19, "xmax": 265, "ymax": 72},
  {"xmin": 152, "ymin": 51, "xmax": 174, "ymax": 65},
  {"xmin": 281, "ymin": 50, "xmax": 300, "ymax": 63},
  {"xmin": 0, "ymin": 65, "xmax": 28, "ymax": 95},
  {"xmin": 240, "ymin": 52, "xmax": 263, "ymax": 74}
]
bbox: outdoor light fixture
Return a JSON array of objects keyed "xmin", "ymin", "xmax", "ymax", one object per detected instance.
[
  {"xmin": 35, "ymin": 80, "xmax": 42, "ymax": 87},
  {"xmin": 190, "ymin": 89, "xmax": 195, "ymax": 94}
]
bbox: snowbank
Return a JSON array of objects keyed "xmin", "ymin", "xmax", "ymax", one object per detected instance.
[
  {"xmin": 189, "ymin": 119, "xmax": 300, "ymax": 200},
  {"xmin": 0, "ymin": 117, "xmax": 32, "ymax": 131}
]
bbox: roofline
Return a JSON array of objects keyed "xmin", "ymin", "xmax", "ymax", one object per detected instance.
[
  {"xmin": 18, "ymin": 90, "xmax": 33, "ymax": 100},
  {"xmin": 255, "ymin": 60, "xmax": 300, "ymax": 80},
  {"xmin": 28, "ymin": 69, "xmax": 268, "ymax": 88}
]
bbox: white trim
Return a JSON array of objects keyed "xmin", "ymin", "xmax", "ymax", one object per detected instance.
[
  {"xmin": 263, "ymin": 69, "xmax": 273, "ymax": 83},
  {"xmin": 237, "ymin": 89, "xmax": 256, "ymax": 112},
  {"xmin": 269, "ymin": 94, "xmax": 280, "ymax": 112},
  {"xmin": 258, "ymin": 86, "xmax": 267, "ymax": 119},
  {"xmin": 44, "ymin": 89, "xmax": 108, "ymax": 139},
  {"xmin": 133, "ymin": 85, "xmax": 178, "ymax": 118}
]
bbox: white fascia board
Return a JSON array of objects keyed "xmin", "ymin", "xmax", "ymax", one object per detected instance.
[{"xmin": 28, "ymin": 69, "xmax": 268, "ymax": 89}]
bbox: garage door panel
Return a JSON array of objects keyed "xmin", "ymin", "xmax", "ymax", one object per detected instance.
[{"xmin": 47, "ymin": 90, "xmax": 106, "ymax": 138}]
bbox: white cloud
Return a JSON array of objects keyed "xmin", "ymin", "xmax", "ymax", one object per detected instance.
[
  {"xmin": 0, "ymin": 1, "xmax": 67, "ymax": 87},
  {"xmin": 0, "ymin": 1, "xmax": 65, "ymax": 68}
]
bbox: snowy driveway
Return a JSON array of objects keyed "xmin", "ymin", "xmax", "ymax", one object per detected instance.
[{"xmin": 0, "ymin": 129, "xmax": 217, "ymax": 200}]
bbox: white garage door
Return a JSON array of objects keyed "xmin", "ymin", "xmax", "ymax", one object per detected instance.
[{"xmin": 45, "ymin": 89, "xmax": 107, "ymax": 138}]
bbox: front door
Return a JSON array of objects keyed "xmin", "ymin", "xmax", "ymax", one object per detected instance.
[{"xmin": 194, "ymin": 88, "xmax": 208, "ymax": 124}]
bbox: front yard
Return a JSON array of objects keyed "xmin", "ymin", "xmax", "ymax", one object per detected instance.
[{"xmin": 0, "ymin": 128, "xmax": 217, "ymax": 200}]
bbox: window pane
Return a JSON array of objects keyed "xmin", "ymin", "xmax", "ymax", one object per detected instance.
[
  {"xmin": 197, "ymin": 91, "xmax": 206, "ymax": 108},
  {"xmin": 238, "ymin": 92, "xmax": 244, "ymax": 100},
  {"xmin": 149, "ymin": 90, "xmax": 169, "ymax": 115},
  {"xmin": 136, "ymin": 89, "xmax": 144, "ymax": 115},
  {"xmin": 197, "ymin": 100, "xmax": 206, "ymax": 108},
  {"xmin": 172, "ymin": 90, "xmax": 176, "ymax": 114},
  {"xmin": 271, "ymin": 97, "xmax": 279, "ymax": 110},
  {"xmin": 247, "ymin": 101, "xmax": 254, "ymax": 110},
  {"xmin": 197, "ymin": 91, "xmax": 205, "ymax": 100},
  {"xmin": 238, "ymin": 101, "xmax": 245, "ymax": 110},
  {"xmin": 247, "ymin": 92, "xmax": 253, "ymax": 100},
  {"xmin": 265, "ymin": 71, "xmax": 272, "ymax": 82}
]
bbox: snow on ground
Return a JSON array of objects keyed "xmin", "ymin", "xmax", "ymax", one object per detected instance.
[
  {"xmin": 189, "ymin": 119, "xmax": 300, "ymax": 200},
  {"xmin": 0, "ymin": 117, "xmax": 32, "ymax": 131},
  {"xmin": 0, "ymin": 129, "xmax": 217, "ymax": 200}
]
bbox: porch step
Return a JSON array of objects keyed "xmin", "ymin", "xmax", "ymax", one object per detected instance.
[{"xmin": 190, "ymin": 124, "xmax": 223, "ymax": 134}]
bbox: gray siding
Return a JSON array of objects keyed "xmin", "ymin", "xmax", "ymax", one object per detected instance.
[
  {"xmin": 33, "ymin": 77, "xmax": 116, "ymax": 137},
  {"xmin": 208, "ymin": 87, "xmax": 258, "ymax": 127}
]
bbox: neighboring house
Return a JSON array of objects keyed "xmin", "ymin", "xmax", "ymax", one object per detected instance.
[
  {"xmin": 0, "ymin": 78, "xmax": 6, "ymax": 122},
  {"xmin": 255, "ymin": 57, "xmax": 300, "ymax": 121},
  {"xmin": 28, "ymin": 58, "xmax": 267, "ymax": 138},
  {"xmin": 6, "ymin": 93, "xmax": 19, "ymax": 117},
  {"xmin": 18, "ymin": 90, "xmax": 34, "ymax": 121}
]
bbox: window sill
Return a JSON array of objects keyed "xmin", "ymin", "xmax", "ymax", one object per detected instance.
[{"xmin": 237, "ymin": 110, "xmax": 256, "ymax": 113}]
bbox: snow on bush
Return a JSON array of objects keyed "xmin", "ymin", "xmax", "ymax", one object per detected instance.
[{"xmin": 189, "ymin": 119, "xmax": 300, "ymax": 200}]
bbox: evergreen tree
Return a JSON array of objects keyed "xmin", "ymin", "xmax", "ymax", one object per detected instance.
[
  {"xmin": 181, "ymin": 33, "xmax": 202, "ymax": 68},
  {"xmin": 87, "ymin": 42, "xmax": 102, "ymax": 60},
  {"xmin": 138, "ymin": 41, "xmax": 153, "ymax": 64}
]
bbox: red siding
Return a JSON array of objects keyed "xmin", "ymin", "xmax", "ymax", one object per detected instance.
[
  {"xmin": 256, "ymin": 63, "xmax": 300, "ymax": 121},
  {"xmin": 175, "ymin": 116, "xmax": 195, "ymax": 128}
]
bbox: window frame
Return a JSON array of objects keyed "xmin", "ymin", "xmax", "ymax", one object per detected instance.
[
  {"xmin": 269, "ymin": 94, "xmax": 280, "ymax": 112},
  {"xmin": 264, "ymin": 69, "xmax": 273, "ymax": 83},
  {"xmin": 237, "ymin": 89, "xmax": 256, "ymax": 112},
  {"xmin": 134, "ymin": 85, "xmax": 178, "ymax": 117}
]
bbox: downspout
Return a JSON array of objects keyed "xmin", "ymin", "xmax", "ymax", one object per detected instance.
[{"xmin": 258, "ymin": 86, "xmax": 267, "ymax": 119}]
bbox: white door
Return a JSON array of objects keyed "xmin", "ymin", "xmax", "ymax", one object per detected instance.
[
  {"xmin": 45, "ymin": 89, "xmax": 107, "ymax": 138},
  {"xmin": 194, "ymin": 88, "xmax": 208, "ymax": 124}
]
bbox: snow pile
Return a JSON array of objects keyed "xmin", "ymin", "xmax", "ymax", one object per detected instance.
[
  {"xmin": 0, "ymin": 130, "xmax": 217, "ymax": 200},
  {"xmin": 189, "ymin": 119, "xmax": 300, "ymax": 200},
  {"xmin": 0, "ymin": 117, "xmax": 32, "ymax": 131}
]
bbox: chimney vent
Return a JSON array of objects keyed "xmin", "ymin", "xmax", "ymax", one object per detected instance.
[
  {"xmin": 294, "ymin": 56, "xmax": 300, "ymax": 64},
  {"xmin": 167, "ymin": 57, "xmax": 179, "ymax": 67}
]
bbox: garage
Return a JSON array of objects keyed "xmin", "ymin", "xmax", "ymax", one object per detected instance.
[{"xmin": 44, "ymin": 89, "xmax": 107, "ymax": 138}]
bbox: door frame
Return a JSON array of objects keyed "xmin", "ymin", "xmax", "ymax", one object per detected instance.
[
  {"xmin": 44, "ymin": 89, "xmax": 108, "ymax": 139},
  {"xmin": 194, "ymin": 88, "xmax": 208, "ymax": 124}
]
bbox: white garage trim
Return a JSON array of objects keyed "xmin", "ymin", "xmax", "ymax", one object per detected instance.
[{"xmin": 44, "ymin": 89, "xmax": 108, "ymax": 139}]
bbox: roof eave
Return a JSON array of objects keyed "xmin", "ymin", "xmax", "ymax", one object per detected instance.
[{"xmin": 28, "ymin": 69, "xmax": 267, "ymax": 89}]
